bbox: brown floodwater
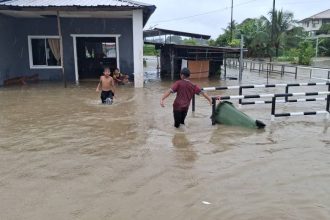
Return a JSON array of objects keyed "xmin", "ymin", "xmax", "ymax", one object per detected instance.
[{"xmin": 1, "ymin": 63, "xmax": 330, "ymax": 220}]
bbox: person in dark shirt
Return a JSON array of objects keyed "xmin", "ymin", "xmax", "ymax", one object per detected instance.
[{"xmin": 160, "ymin": 68, "xmax": 212, "ymax": 128}]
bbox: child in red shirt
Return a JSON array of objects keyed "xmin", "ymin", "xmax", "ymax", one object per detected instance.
[{"xmin": 160, "ymin": 68, "xmax": 212, "ymax": 128}]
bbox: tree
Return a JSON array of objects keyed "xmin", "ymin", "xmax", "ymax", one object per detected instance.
[
  {"xmin": 261, "ymin": 10, "xmax": 294, "ymax": 57},
  {"xmin": 316, "ymin": 24, "xmax": 330, "ymax": 56}
]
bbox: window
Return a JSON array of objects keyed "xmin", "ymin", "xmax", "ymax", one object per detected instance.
[{"xmin": 28, "ymin": 36, "xmax": 62, "ymax": 69}]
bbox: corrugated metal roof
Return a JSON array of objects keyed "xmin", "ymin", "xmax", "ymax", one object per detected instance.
[{"xmin": 0, "ymin": 0, "xmax": 152, "ymax": 8}]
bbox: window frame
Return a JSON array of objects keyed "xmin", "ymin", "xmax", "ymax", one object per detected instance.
[{"xmin": 28, "ymin": 35, "xmax": 62, "ymax": 69}]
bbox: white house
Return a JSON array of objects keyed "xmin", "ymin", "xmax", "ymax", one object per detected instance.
[{"xmin": 300, "ymin": 9, "xmax": 330, "ymax": 36}]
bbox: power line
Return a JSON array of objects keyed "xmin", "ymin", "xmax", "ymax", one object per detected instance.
[{"xmin": 150, "ymin": 0, "xmax": 258, "ymax": 24}]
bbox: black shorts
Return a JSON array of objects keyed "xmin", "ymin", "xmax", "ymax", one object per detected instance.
[
  {"xmin": 173, "ymin": 110, "xmax": 187, "ymax": 128},
  {"xmin": 101, "ymin": 90, "xmax": 114, "ymax": 103}
]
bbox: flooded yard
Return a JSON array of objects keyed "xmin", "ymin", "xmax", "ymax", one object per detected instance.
[{"xmin": 0, "ymin": 60, "xmax": 330, "ymax": 219}]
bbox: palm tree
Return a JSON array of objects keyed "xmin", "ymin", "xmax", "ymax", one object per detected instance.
[{"xmin": 261, "ymin": 10, "xmax": 294, "ymax": 57}]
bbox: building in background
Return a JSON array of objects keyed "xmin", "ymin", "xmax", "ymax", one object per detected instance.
[
  {"xmin": 300, "ymin": 9, "xmax": 330, "ymax": 36},
  {"xmin": 0, "ymin": 0, "xmax": 155, "ymax": 87}
]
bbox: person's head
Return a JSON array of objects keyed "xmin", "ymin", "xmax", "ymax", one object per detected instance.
[
  {"xmin": 103, "ymin": 66, "xmax": 111, "ymax": 76},
  {"xmin": 114, "ymin": 68, "xmax": 120, "ymax": 75},
  {"xmin": 180, "ymin": 68, "xmax": 190, "ymax": 79}
]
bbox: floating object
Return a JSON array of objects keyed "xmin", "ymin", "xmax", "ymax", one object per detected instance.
[
  {"xmin": 214, "ymin": 101, "xmax": 265, "ymax": 129},
  {"xmin": 202, "ymin": 201, "xmax": 211, "ymax": 205},
  {"xmin": 105, "ymin": 98, "xmax": 113, "ymax": 105}
]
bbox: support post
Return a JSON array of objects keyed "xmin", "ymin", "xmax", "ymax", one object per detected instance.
[
  {"xmin": 224, "ymin": 53, "xmax": 227, "ymax": 79},
  {"xmin": 285, "ymin": 85, "xmax": 289, "ymax": 102},
  {"xmin": 327, "ymin": 83, "xmax": 330, "ymax": 113},
  {"xmin": 192, "ymin": 95, "xmax": 195, "ymax": 112},
  {"xmin": 295, "ymin": 66, "xmax": 298, "ymax": 79},
  {"xmin": 239, "ymin": 35, "xmax": 244, "ymax": 82},
  {"xmin": 211, "ymin": 97, "xmax": 216, "ymax": 125},
  {"xmin": 271, "ymin": 96, "xmax": 276, "ymax": 121},
  {"xmin": 267, "ymin": 63, "xmax": 269, "ymax": 84},
  {"xmin": 170, "ymin": 48, "xmax": 174, "ymax": 80},
  {"xmin": 57, "ymin": 11, "xmax": 66, "ymax": 88},
  {"xmin": 132, "ymin": 9, "xmax": 144, "ymax": 88},
  {"xmin": 239, "ymin": 87, "xmax": 243, "ymax": 105}
]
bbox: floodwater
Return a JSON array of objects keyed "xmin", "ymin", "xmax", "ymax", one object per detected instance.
[{"xmin": 1, "ymin": 58, "xmax": 330, "ymax": 220}]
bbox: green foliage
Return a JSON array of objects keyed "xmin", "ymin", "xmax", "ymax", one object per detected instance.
[
  {"xmin": 316, "ymin": 24, "xmax": 330, "ymax": 35},
  {"xmin": 286, "ymin": 41, "xmax": 314, "ymax": 65},
  {"xmin": 319, "ymin": 38, "xmax": 330, "ymax": 56},
  {"xmin": 316, "ymin": 24, "xmax": 330, "ymax": 56},
  {"xmin": 297, "ymin": 41, "xmax": 314, "ymax": 65},
  {"xmin": 182, "ymin": 38, "xmax": 197, "ymax": 45},
  {"xmin": 287, "ymin": 48, "xmax": 300, "ymax": 64},
  {"xmin": 228, "ymin": 39, "xmax": 240, "ymax": 47},
  {"xmin": 143, "ymin": 44, "xmax": 159, "ymax": 56}
]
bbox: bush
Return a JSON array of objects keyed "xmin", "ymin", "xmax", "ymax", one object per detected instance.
[
  {"xmin": 297, "ymin": 41, "xmax": 314, "ymax": 65},
  {"xmin": 286, "ymin": 42, "xmax": 314, "ymax": 65},
  {"xmin": 143, "ymin": 44, "xmax": 159, "ymax": 56}
]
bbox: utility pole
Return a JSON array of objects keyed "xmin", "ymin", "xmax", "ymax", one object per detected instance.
[
  {"xmin": 239, "ymin": 34, "xmax": 244, "ymax": 82},
  {"xmin": 230, "ymin": 0, "xmax": 233, "ymax": 42},
  {"xmin": 271, "ymin": 0, "xmax": 275, "ymax": 50}
]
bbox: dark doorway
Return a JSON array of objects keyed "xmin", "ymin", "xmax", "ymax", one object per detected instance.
[{"xmin": 77, "ymin": 37, "xmax": 117, "ymax": 79}]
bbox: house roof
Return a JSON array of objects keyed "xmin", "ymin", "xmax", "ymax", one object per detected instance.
[
  {"xmin": 300, "ymin": 9, "xmax": 330, "ymax": 22},
  {"xmin": 144, "ymin": 28, "xmax": 211, "ymax": 40},
  {"xmin": 0, "ymin": 0, "xmax": 156, "ymax": 25}
]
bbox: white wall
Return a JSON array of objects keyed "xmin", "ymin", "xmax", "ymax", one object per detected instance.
[{"xmin": 302, "ymin": 19, "xmax": 323, "ymax": 33}]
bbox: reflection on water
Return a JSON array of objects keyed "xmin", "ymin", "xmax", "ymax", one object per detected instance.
[{"xmin": 1, "ymin": 63, "xmax": 330, "ymax": 219}]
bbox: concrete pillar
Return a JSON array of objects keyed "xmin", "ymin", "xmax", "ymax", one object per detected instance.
[{"xmin": 132, "ymin": 10, "xmax": 144, "ymax": 88}]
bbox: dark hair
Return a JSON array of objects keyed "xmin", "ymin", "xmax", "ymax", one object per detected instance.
[
  {"xmin": 103, "ymin": 66, "xmax": 110, "ymax": 71},
  {"xmin": 180, "ymin": 68, "xmax": 190, "ymax": 77}
]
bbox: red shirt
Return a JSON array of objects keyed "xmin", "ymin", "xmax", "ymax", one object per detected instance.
[{"xmin": 171, "ymin": 79, "xmax": 202, "ymax": 111}]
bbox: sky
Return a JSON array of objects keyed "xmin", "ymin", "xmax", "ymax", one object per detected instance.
[{"xmin": 141, "ymin": 0, "xmax": 330, "ymax": 39}]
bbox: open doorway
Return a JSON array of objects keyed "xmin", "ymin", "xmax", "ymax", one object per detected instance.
[{"xmin": 76, "ymin": 37, "xmax": 118, "ymax": 80}]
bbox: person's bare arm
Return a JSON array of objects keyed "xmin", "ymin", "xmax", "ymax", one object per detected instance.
[
  {"xmin": 111, "ymin": 77, "xmax": 116, "ymax": 96},
  {"xmin": 160, "ymin": 89, "xmax": 172, "ymax": 107},
  {"xmin": 96, "ymin": 77, "xmax": 102, "ymax": 92},
  {"xmin": 201, "ymin": 92, "xmax": 212, "ymax": 105}
]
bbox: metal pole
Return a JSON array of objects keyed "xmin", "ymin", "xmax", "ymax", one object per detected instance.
[
  {"xmin": 239, "ymin": 34, "xmax": 244, "ymax": 82},
  {"xmin": 211, "ymin": 97, "xmax": 216, "ymax": 125},
  {"xmin": 170, "ymin": 48, "xmax": 174, "ymax": 80},
  {"xmin": 230, "ymin": 0, "xmax": 233, "ymax": 42},
  {"xmin": 192, "ymin": 95, "xmax": 195, "ymax": 112},
  {"xmin": 271, "ymin": 96, "xmax": 276, "ymax": 121},
  {"xmin": 285, "ymin": 85, "xmax": 289, "ymax": 102},
  {"xmin": 57, "ymin": 11, "xmax": 66, "ymax": 88},
  {"xmin": 224, "ymin": 53, "xmax": 227, "ymax": 79},
  {"xmin": 327, "ymin": 83, "xmax": 330, "ymax": 113},
  {"xmin": 316, "ymin": 37, "xmax": 319, "ymax": 57},
  {"xmin": 271, "ymin": 0, "xmax": 275, "ymax": 52}
]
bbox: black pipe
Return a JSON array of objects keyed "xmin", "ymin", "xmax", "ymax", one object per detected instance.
[
  {"xmin": 211, "ymin": 97, "xmax": 216, "ymax": 125},
  {"xmin": 239, "ymin": 87, "xmax": 243, "ymax": 105},
  {"xmin": 327, "ymin": 83, "xmax": 330, "ymax": 112},
  {"xmin": 285, "ymin": 85, "xmax": 289, "ymax": 102},
  {"xmin": 271, "ymin": 97, "xmax": 276, "ymax": 116}
]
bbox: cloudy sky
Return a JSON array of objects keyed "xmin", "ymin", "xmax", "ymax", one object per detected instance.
[{"xmin": 141, "ymin": 0, "xmax": 330, "ymax": 39}]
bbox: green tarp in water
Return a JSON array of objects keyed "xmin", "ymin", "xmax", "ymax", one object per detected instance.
[{"xmin": 214, "ymin": 101, "xmax": 265, "ymax": 129}]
